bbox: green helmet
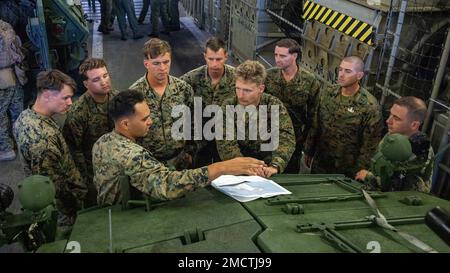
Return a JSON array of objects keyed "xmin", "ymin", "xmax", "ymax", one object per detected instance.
[
  {"xmin": 18, "ymin": 175, "xmax": 55, "ymax": 212},
  {"xmin": 379, "ymin": 133, "xmax": 413, "ymax": 162},
  {"xmin": 368, "ymin": 133, "xmax": 415, "ymax": 191}
]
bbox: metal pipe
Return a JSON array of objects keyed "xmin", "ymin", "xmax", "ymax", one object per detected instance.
[
  {"xmin": 375, "ymin": 83, "xmax": 401, "ymax": 98},
  {"xmin": 227, "ymin": 1, "xmax": 233, "ymax": 54},
  {"xmin": 374, "ymin": 0, "xmax": 394, "ymax": 100},
  {"xmin": 109, "ymin": 209, "xmax": 113, "ymax": 253},
  {"xmin": 423, "ymin": 23, "xmax": 450, "ymax": 132},
  {"xmin": 363, "ymin": 46, "xmax": 375, "ymax": 87},
  {"xmin": 380, "ymin": 0, "xmax": 408, "ymax": 106},
  {"xmin": 429, "ymin": 98, "xmax": 450, "ymax": 111},
  {"xmin": 256, "ymin": 53, "xmax": 273, "ymax": 67}
]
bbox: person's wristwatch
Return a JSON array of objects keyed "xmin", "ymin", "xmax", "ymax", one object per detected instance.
[{"xmin": 269, "ymin": 163, "xmax": 280, "ymax": 174}]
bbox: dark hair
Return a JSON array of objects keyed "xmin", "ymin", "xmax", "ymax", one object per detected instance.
[
  {"xmin": 36, "ymin": 69, "xmax": 77, "ymax": 94},
  {"xmin": 235, "ymin": 60, "xmax": 267, "ymax": 86},
  {"xmin": 109, "ymin": 90, "xmax": 145, "ymax": 121},
  {"xmin": 79, "ymin": 58, "xmax": 107, "ymax": 81},
  {"xmin": 276, "ymin": 38, "xmax": 301, "ymax": 57},
  {"xmin": 205, "ymin": 37, "xmax": 227, "ymax": 53},
  {"xmin": 394, "ymin": 96, "xmax": 427, "ymax": 124},
  {"xmin": 143, "ymin": 38, "xmax": 171, "ymax": 59}
]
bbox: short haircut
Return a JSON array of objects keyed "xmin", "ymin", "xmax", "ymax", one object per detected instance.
[
  {"xmin": 109, "ymin": 90, "xmax": 145, "ymax": 122},
  {"xmin": 394, "ymin": 96, "xmax": 427, "ymax": 124},
  {"xmin": 342, "ymin": 56, "xmax": 365, "ymax": 73},
  {"xmin": 79, "ymin": 58, "xmax": 107, "ymax": 81},
  {"xmin": 36, "ymin": 69, "xmax": 76, "ymax": 95},
  {"xmin": 235, "ymin": 60, "xmax": 267, "ymax": 86},
  {"xmin": 276, "ymin": 38, "xmax": 301, "ymax": 56},
  {"xmin": 143, "ymin": 38, "xmax": 171, "ymax": 59},
  {"xmin": 205, "ymin": 37, "xmax": 227, "ymax": 53}
]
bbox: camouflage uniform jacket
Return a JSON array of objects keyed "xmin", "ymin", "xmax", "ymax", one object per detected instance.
[
  {"xmin": 13, "ymin": 108, "xmax": 87, "ymax": 215},
  {"xmin": 129, "ymin": 74, "xmax": 195, "ymax": 165},
  {"xmin": 180, "ymin": 64, "xmax": 236, "ymax": 106},
  {"xmin": 180, "ymin": 64, "xmax": 236, "ymax": 157},
  {"xmin": 63, "ymin": 90, "xmax": 118, "ymax": 183},
  {"xmin": 304, "ymin": 85, "xmax": 383, "ymax": 177},
  {"xmin": 265, "ymin": 67, "xmax": 321, "ymax": 145},
  {"xmin": 216, "ymin": 93, "xmax": 295, "ymax": 173},
  {"xmin": 92, "ymin": 131, "xmax": 209, "ymax": 206},
  {"xmin": 364, "ymin": 132, "xmax": 434, "ymax": 193}
]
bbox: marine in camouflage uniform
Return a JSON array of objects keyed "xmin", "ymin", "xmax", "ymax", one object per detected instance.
[
  {"xmin": 129, "ymin": 74, "xmax": 195, "ymax": 169},
  {"xmin": 131, "ymin": 38, "xmax": 195, "ymax": 170},
  {"xmin": 14, "ymin": 108, "xmax": 87, "ymax": 218},
  {"xmin": 92, "ymin": 131, "xmax": 209, "ymax": 206},
  {"xmin": 180, "ymin": 64, "xmax": 236, "ymax": 167},
  {"xmin": 14, "ymin": 69, "xmax": 87, "ymax": 227},
  {"xmin": 265, "ymin": 67, "xmax": 321, "ymax": 172},
  {"xmin": 363, "ymin": 132, "xmax": 433, "ymax": 193},
  {"xmin": 63, "ymin": 89, "xmax": 118, "ymax": 206},
  {"xmin": 304, "ymin": 84, "xmax": 383, "ymax": 177},
  {"xmin": 358, "ymin": 97, "xmax": 434, "ymax": 192},
  {"xmin": 93, "ymin": 89, "xmax": 267, "ymax": 205},
  {"xmin": 180, "ymin": 37, "xmax": 236, "ymax": 167},
  {"xmin": 216, "ymin": 93, "xmax": 295, "ymax": 173}
]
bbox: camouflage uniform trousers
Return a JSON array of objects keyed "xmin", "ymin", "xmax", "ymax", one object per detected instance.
[
  {"xmin": 99, "ymin": 0, "xmax": 113, "ymax": 31},
  {"xmin": 113, "ymin": 0, "xmax": 140, "ymax": 37},
  {"xmin": 0, "ymin": 85, "xmax": 23, "ymax": 152},
  {"xmin": 168, "ymin": 0, "xmax": 180, "ymax": 28},
  {"xmin": 151, "ymin": 0, "xmax": 170, "ymax": 34},
  {"xmin": 138, "ymin": 0, "xmax": 151, "ymax": 22}
]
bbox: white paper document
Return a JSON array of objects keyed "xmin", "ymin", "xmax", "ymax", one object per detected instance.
[{"xmin": 211, "ymin": 175, "xmax": 292, "ymax": 202}]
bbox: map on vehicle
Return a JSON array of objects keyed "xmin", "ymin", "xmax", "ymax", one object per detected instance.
[{"xmin": 211, "ymin": 175, "xmax": 292, "ymax": 202}]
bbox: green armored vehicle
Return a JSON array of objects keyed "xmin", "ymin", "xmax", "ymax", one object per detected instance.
[
  {"xmin": 22, "ymin": 132, "xmax": 446, "ymax": 253},
  {"xmin": 29, "ymin": 173, "xmax": 449, "ymax": 253}
]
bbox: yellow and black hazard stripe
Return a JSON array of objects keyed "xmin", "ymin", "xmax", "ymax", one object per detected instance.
[{"xmin": 302, "ymin": 0, "xmax": 374, "ymax": 46}]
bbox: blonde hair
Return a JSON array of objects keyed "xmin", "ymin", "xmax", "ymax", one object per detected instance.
[{"xmin": 235, "ymin": 60, "xmax": 266, "ymax": 86}]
